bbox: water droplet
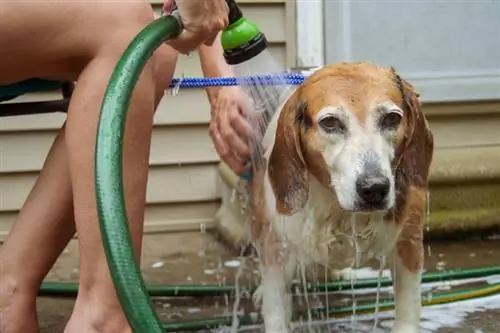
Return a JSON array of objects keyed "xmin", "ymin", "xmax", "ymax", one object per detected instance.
[
  {"xmin": 224, "ymin": 260, "xmax": 241, "ymax": 268},
  {"xmin": 151, "ymin": 261, "xmax": 164, "ymax": 269}
]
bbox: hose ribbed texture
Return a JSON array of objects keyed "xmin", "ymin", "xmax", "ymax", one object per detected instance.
[{"xmin": 95, "ymin": 15, "xmax": 181, "ymax": 333}]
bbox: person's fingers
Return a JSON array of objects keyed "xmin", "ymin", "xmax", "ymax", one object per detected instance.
[
  {"xmin": 216, "ymin": 89, "xmax": 256, "ymax": 141},
  {"xmin": 219, "ymin": 109, "xmax": 251, "ymax": 160},
  {"xmin": 229, "ymin": 108, "xmax": 255, "ymax": 141},
  {"xmin": 209, "ymin": 122, "xmax": 246, "ymax": 175},
  {"xmin": 166, "ymin": 29, "xmax": 207, "ymax": 54},
  {"xmin": 202, "ymin": 32, "xmax": 220, "ymax": 47},
  {"xmin": 162, "ymin": 0, "xmax": 175, "ymax": 13},
  {"xmin": 222, "ymin": 152, "xmax": 246, "ymax": 175},
  {"xmin": 209, "ymin": 122, "xmax": 229, "ymax": 156}
]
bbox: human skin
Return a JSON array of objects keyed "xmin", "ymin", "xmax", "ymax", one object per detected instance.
[{"xmin": 0, "ymin": 1, "xmax": 173, "ymax": 332}]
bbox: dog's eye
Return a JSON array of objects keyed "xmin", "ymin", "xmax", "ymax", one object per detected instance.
[
  {"xmin": 380, "ymin": 112, "xmax": 402, "ymax": 131},
  {"xmin": 319, "ymin": 116, "xmax": 346, "ymax": 134}
]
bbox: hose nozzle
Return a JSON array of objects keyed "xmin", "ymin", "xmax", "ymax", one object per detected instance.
[
  {"xmin": 221, "ymin": 0, "xmax": 268, "ymax": 65},
  {"xmin": 167, "ymin": 0, "xmax": 268, "ymax": 65}
]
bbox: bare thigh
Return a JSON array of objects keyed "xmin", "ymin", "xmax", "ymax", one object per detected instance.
[{"xmin": 0, "ymin": 0, "xmax": 166, "ymax": 85}]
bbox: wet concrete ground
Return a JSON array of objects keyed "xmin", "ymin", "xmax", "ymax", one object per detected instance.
[{"xmin": 38, "ymin": 232, "xmax": 500, "ymax": 333}]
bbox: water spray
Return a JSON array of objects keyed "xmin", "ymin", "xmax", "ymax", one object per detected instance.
[
  {"xmin": 169, "ymin": 0, "xmax": 290, "ymax": 182},
  {"xmin": 220, "ymin": 0, "xmax": 294, "ymax": 181}
]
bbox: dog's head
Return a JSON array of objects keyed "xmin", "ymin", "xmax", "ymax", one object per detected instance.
[{"xmin": 268, "ymin": 62, "xmax": 433, "ymax": 215}]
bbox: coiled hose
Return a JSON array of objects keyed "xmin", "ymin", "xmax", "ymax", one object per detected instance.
[{"xmin": 89, "ymin": 13, "xmax": 500, "ymax": 333}]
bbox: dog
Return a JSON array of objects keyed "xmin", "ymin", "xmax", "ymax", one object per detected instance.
[{"xmin": 218, "ymin": 61, "xmax": 434, "ymax": 333}]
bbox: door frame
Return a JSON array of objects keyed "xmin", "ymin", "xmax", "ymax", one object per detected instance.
[{"xmin": 295, "ymin": 0, "xmax": 325, "ymax": 69}]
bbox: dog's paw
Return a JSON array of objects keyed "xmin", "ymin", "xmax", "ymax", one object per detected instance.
[
  {"xmin": 264, "ymin": 323, "xmax": 291, "ymax": 333},
  {"xmin": 252, "ymin": 285, "xmax": 263, "ymax": 308},
  {"xmin": 331, "ymin": 267, "xmax": 356, "ymax": 280},
  {"xmin": 390, "ymin": 324, "xmax": 419, "ymax": 333}
]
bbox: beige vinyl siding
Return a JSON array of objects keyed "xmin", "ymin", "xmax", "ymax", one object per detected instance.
[
  {"xmin": 0, "ymin": 0, "xmax": 290, "ymax": 238},
  {"xmin": 424, "ymin": 101, "xmax": 500, "ymax": 149}
]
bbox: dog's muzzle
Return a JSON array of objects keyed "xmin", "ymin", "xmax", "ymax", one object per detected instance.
[{"xmin": 355, "ymin": 172, "xmax": 390, "ymax": 211}]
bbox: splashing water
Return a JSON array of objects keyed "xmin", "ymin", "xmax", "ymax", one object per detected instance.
[
  {"xmin": 426, "ymin": 190, "xmax": 432, "ymax": 257},
  {"xmin": 350, "ymin": 215, "xmax": 361, "ymax": 329},
  {"xmin": 372, "ymin": 256, "xmax": 386, "ymax": 330},
  {"xmin": 299, "ymin": 260, "xmax": 314, "ymax": 332},
  {"xmin": 231, "ymin": 50, "xmax": 295, "ymax": 176},
  {"xmin": 230, "ymin": 257, "xmax": 245, "ymax": 333}
]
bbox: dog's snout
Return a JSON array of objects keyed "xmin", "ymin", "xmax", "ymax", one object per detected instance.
[{"xmin": 356, "ymin": 175, "xmax": 390, "ymax": 206}]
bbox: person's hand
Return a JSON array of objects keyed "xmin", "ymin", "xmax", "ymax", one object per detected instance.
[
  {"xmin": 163, "ymin": 0, "xmax": 229, "ymax": 54},
  {"xmin": 209, "ymin": 87, "xmax": 256, "ymax": 175}
]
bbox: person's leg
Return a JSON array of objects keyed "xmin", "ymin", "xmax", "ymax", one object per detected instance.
[
  {"xmin": 0, "ymin": 1, "xmax": 177, "ymax": 332},
  {"xmin": 0, "ymin": 128, "xmax": 75, "ymax": 333},
  {"xmin": 63, "ymin": 8, "xmax": 176, "ymax": 333}
]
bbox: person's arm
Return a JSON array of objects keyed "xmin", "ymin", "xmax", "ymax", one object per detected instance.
[{"xmin": 197, "ymin": 32, "xmax": 235, "ymax": 103}]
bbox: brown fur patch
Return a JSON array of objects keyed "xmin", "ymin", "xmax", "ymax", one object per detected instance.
[
  {"xmin": 396, "ymin": 186, "xmax": 428, "ymax": 272},
  {"xmin": 387, "ymin": 68, "xmax": 433, "ymax": 272},
  {"xmin": 248, "ymin": 167, "xmax": 288, "ymax": 266},
  {"xmin": 268, "ymin": 89, "xmax": 309, "ymax": 215},
  {"xmin": 249, "ymin": 167, "xmax": 269, "ymax": 240},
  {"xmin": 301, "ymin": 62, "xmax": 402, "ymax": 124},
  {"xmin": 389, "ymin": 69, "xmax": 434, "ymax": 225}
]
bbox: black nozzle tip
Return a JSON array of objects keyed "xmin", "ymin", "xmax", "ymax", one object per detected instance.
[
  {"xmin": 223, "ymin": 33, "xmax": 268, "ymax": 65},
  {"xmin": 226, "ymin": 0, "xmax": 243, "ymax": 25}
]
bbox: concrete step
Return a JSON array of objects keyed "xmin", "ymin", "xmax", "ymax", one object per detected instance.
[{"xmin": 427, "ymin": 145, "xmax": 500, "ymax": 239}]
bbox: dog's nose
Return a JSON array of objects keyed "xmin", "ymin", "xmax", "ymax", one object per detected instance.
[{"xmin": 356, "ymin": 175, "xmax": 390, "ymax": 205}]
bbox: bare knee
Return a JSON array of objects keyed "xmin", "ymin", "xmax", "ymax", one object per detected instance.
[{"xmin": 93, "ymin": 2, "xmax": 178, "ymax": 104}]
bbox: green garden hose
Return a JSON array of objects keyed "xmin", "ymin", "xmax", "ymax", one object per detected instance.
[
  {"xmin": 95, "ymin": 15, "xmax": 182, "ymax": 333},
  {"xmin": 39, "ymin": 279, "xmax": 500, "ymax": 332},
  {"xmin": 39, "ymin": 265, "xmax": 500, "ymax": 297},
  {"xmin": 157, "ymin": 282, "xmax": 500, "ymax": 332}
]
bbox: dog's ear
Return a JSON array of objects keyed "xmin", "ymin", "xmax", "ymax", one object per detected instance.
[
  {"xmin": 392, "ymin": 69, "xmax": 434, "ymax": 189},
  {"xmin": 268, "ymin": 90, "xmax": 309, "ymax": 215}
]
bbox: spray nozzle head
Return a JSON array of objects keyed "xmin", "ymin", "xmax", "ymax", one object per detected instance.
[{"xmin": 221, "ymin": 0, "xmax": 268, "ymax": 65}]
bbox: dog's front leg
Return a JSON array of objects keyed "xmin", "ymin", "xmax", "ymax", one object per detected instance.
[
  {"xmin": 257, "ymin": 239, "xmax": 295, "ymax": 333},
  {"xmin": 390, "ymin": 250, "xmax": 421, "ymax": 333},
  {"xmin": 390, "ymin": 212, "xmax": 424, "ymax": 332}
]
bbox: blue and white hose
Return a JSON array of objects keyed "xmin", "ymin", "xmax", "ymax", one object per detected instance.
[{"xmin": 168, "ymin": 73, "xmax": 307, "ymax": 89}]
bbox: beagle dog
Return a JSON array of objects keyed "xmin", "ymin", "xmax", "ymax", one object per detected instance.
[{"xmin": 218, "ymin": 61, "xmax": 434, "ymax": 333}]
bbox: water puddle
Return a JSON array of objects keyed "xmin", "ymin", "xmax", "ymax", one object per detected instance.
[{"xmin": 39, "ymin": 234, "xmax": 500, "ymax": 333}]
